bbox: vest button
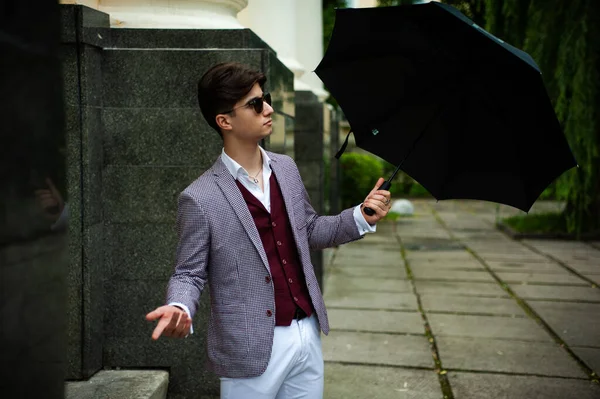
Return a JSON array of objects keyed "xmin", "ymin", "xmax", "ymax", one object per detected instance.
[
  {"xmin": 265, "ymin": 276, "xmax": 271, "ymax": 283},
  {"xmin": 272, "ymin": 222, "xmax": 277, "ymax": 227},
  {"xmin": 276, "ymin": 241, "xmax": 282, "ymax": 246},
  {"xmin": 293, "ymin": 297, "xmax": 298, "ymax": 302},
  {"xmin": 282, "ymin": 259, "xmax": 287, "ymax": 265},
  {"xmin": 288, "ymin": 278, "xmax": 293, "ymax": 284},
  {"xmin": 266, "ymin": 310, "xmax": 273, "ymax": 317}
]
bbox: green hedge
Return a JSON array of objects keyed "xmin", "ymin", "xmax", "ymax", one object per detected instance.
[
  {"xmin": 339, "ymin": 152, "xmax": 432, "ymax": 209},
  {"xmin": 502, "ymin": 212, "xmax": 567, "ymax": 234},
  {"xmin": 339, "ymin": 153, "xmax": 384, "ymax": 209},
  {"xmin": 380, "ymin": 159, "xmax": 433, "ymax": 197},
  {"xmin": 338, "ymin": 152, "xmax": 564, "ymax": 208}
]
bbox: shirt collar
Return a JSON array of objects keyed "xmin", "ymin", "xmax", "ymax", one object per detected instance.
[{"xmin": 221, "ymin": 146, "xmax": 272, "ymax": 180}]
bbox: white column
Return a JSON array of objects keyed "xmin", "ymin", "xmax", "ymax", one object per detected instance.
[
  {"xmin": 96, "ymin": 0, "xmax": 248, "ymax": 29},
  {"xmin": 295, "ymin": 0, "xmax": 328, "ymax": 100},
  {"xmin": 60, "ymin": 0, "xmax": 100, "ymax": 8},
  {"xmin": 238, "ymin": 0, "xmax": 311, "ymax": 92},
  {"xmin": 349, "ymin": 0, "xmax": 377, "ymax": 7}
]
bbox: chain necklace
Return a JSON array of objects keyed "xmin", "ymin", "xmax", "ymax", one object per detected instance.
[{"xmin": 249, "ymin": 164, "xmax": 263, "ymax": 184}]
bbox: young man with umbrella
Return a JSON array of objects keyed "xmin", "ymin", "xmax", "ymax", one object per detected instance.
[{"xmin": 146, "ymin": 62, "xmax": 392, "ymax": 398}]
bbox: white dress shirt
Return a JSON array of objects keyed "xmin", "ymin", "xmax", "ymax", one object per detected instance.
[{"xmin": 170, "ymin": 147, "xmax": 377, "ymax": 332}]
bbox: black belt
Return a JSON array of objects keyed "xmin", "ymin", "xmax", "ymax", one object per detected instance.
[{"xmin": 293, "ymin": 307, "xmax": 308, "ymax": 320}]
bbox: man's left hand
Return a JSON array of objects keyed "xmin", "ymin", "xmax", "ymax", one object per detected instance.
[{"xmin": 361, "ymin": 177, "xmax": 392, "ymax": 225}]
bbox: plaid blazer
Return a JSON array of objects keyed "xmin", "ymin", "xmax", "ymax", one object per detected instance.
[{"xmin": 165, "ymin": 152, "xmax": 362, "ymax": 378}]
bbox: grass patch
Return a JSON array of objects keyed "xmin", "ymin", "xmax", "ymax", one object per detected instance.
[
  {"xmin": 501, "ymin": 212, "xmax": 567, "ymax": 234},
  {"xmin": 383, "ymin": 211, "xmax": 402, "ymax": 222}
]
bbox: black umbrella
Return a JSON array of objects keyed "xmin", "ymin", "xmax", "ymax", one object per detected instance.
[{"xmin": 315, "ymin": 2, "xmax": 577, "ymax": 214}]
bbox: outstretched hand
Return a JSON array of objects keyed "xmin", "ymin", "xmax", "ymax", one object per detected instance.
[
  {"xmin": 361, "ymin": 177, "xmax": 392, "ymax": 225},
  {"xmin": 146, "ymin": 305, "xmax": 191, "ymax": 340}
]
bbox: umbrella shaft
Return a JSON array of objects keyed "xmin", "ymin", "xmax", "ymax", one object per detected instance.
[{"xmin": 388, "ymin": 164, "xmax": 403, "ymax": 184}]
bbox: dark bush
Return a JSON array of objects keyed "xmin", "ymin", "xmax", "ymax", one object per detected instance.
[{"xmin": 340, "ymin": 152, "xmax": 383, "ymax": 209}]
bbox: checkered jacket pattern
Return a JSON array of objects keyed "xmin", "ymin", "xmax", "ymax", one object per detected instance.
[{"xmin": 165, "ymin": 152, "xmax": 362, "ymax": 378}]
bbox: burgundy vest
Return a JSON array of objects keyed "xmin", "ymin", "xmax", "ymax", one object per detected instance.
[{"xmin": 235, "ymin": 173, "xmax": 313, "ymax": 326}]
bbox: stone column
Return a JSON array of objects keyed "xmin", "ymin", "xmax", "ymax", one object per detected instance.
[
  {"xmin": 329, "ymin": 107, "xmax": 342, "ymax": 215},
  {"xmin": 238, "ymin": 0, "xmax": 309, "ymax": 91},
  {"xmin": 295, "ymin": 0, "xmax": 328, "ymax": 101},
  {"xmin": 294, "ymin": 91, "xmax": 326, "ymax": 288},
  {"xmin": 60, "ymin": 0, "xmax": 248, "ymax": 29},
  {"xmin": 60, "ymin": 5, "xmax": 110, "ymax": 380},
  {"xmin": 98, "ymin": 0, "xmax": 247, "ymax": 29}
]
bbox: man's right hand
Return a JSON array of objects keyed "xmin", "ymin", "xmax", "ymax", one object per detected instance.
[{"xmin": 146, "ymin": 305, "xmax": 191, "ymax": 340}]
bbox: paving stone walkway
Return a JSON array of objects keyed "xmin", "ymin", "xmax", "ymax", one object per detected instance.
[{"xmin": 322, "ymin": 199, "xmax": 600, "ymax": 399}]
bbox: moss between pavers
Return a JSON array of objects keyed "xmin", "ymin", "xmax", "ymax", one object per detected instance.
[
  {"xmin": 381, "ymin": 211, "xmax": 406, "ymax": 222},
  {"xmin": 497, "ymin": 212, "xmax": 600, "ymax": 240},
  {"xmin": 384, "ymin": 211, "xmax": 401, "ymax": 222}
]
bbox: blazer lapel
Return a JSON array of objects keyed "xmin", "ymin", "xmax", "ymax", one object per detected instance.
[{"xmin": 213, "ymin": 159, "xmax": 270, "ymax": 273}]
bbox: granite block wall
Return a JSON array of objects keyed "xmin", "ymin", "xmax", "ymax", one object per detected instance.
[{"xmin": 100, "ymin": 45, "xmax": 290, "ymax": 398}]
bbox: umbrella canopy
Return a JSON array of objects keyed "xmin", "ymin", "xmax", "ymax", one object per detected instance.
[{"xmin": 315, "ymin": 2, "xmax": 577, "ymax": 213}]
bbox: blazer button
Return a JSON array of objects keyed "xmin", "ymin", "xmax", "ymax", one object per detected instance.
[
  {"xmin": 265, "ymin": 276, "xmax": 271, "ymax": 283},
  {"xmin": 266, "ymin": 310, "xmax": 273, "ymax": 317}
]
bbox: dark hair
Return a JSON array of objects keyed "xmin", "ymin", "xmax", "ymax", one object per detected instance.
[{"xmin": 197, "ymin": 62, "xmax": 267, "ymax": 137}]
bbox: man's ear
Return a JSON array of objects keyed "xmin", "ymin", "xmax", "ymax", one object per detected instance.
[{"xmin": 216, "ymin": 114, "xmax": 232, "ymax": 131}]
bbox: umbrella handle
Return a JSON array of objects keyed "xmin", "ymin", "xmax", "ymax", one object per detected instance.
[{"xmin": 363, "ymin": 180, "xmax": 392, "ymax": 216}]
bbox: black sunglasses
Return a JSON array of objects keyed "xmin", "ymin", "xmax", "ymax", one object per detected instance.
[{"xmin": 222, "ymin": 92, "xmax": 271, "ymax": 114}]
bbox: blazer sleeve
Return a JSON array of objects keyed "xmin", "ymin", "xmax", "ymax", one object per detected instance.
[
  {"xmin": 165, "ymin": 191, "xmax": 210, "ymax": 319},
  {"xmin": 287, "ymin": 157, "xmax": 361, "ymax": 250}
]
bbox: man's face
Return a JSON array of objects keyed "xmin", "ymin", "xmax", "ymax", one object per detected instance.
[{"xmin": 224, "ymin": 83, "xmax": 274, "ymax": 143}]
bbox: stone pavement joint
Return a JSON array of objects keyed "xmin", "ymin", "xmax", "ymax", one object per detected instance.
[
  {"xmin": 518, "ymin": 239, "xmax": 600, "ymax": 288},
  {"xmin": 395, "ymin": 225, "xmax": 456, "ymax": 399},
  {"xmin": 448, "ymin": 369, "xmax": 590, "ymax": 379},
  {"xmin": 430, "ymin": 205, "xmax": 600, "ymax": 384}
]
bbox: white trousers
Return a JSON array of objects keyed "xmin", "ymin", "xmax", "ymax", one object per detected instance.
[{"xmin": 220, "ymin": 314, "xmax": 324, "ymax": 399}]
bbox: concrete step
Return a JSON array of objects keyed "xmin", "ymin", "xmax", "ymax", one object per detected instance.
[{"xmin": 65, "ymin": 370, "xmax": 168, "ymax": 399}]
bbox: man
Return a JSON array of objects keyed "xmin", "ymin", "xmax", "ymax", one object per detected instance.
[{"xmin": 146, "ymin": 62, "xmax": 391, "ymax": 398}]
